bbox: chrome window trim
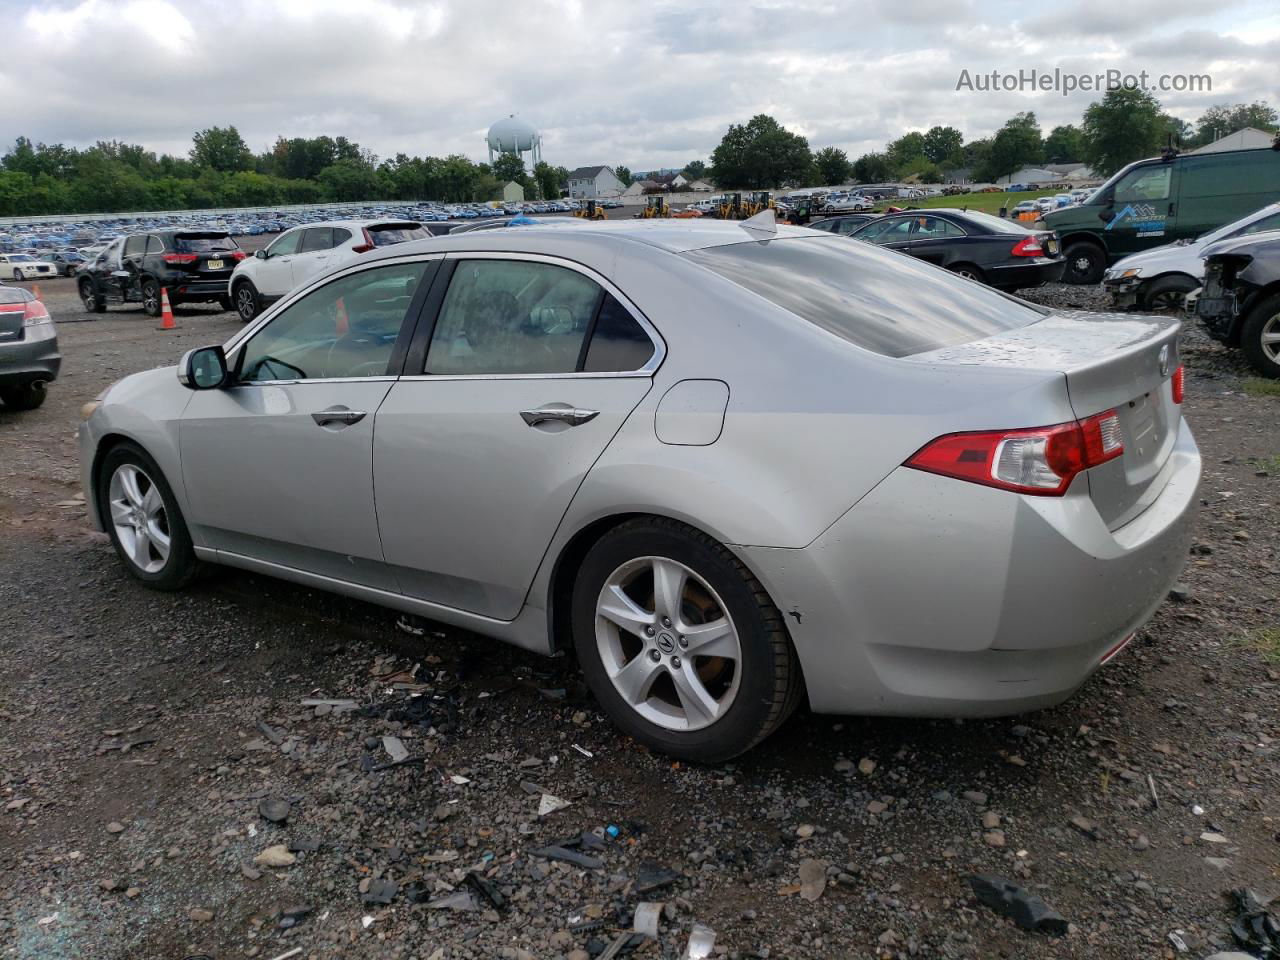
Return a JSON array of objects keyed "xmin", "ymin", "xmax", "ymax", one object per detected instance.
[{"xmin": 402, "ymin": 250, "xmax": 665, "ymax": 381}]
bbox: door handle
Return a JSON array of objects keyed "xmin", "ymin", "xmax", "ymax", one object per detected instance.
[
  {"xmin": 1168, "ymin": 203, "xmax": 1176, "ymax": 216},
  {"xmin": 311, "ymin": 406, "xmax": 367, "ymax": 427},
  {"xmin": 520, "ymin": 406, "xmax": 599, "ymax": 427}
]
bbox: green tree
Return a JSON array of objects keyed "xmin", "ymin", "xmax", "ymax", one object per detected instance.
[
  {"xmin": 852, "ymin": 152, "xmax": 893, "ymax": 183},
  {"xmin": 491, "ymin": 152, "xmax": 527, "ymax": 185},
  {"xmin": 1081, "ymin": 88, "xmax": 1170, "ymax": 176},
  {"xmin": 886, "ymin": 131, "xmax": 927, "ymax": 173},
  {"xmin": 317, "ymin": 158, "xmax": 378, "ymax": 201},
  {"xmin": 710, "ymin": 114, "xmax": 812, "ymax": 188},
  {"xmin": 975, "ymin": 112, "xmax": 1043, "ymax": 181},
  {"xmin": 812, "ymin": 146, "xmax": 852, "ymax": 185},
  {"xmin": 682, "ymin": 159, "xmax": 707, "ymax": 180},
  {"xmin": 1042, "ymin": 124, "xmax": 1084, "ymax": 163},
  {"xmin": 1188, "ymin": 102, "xmax": 1278, "ymax": 147},
  {"xmin": 922, "ymin": 125, "xmax": 964, "ymax": 167},
  {"xmin": 190, "ymin": 126, "xmax": 252, "ymax": 172},
  {"xmin": 614, "ymin": 165, "xmax": 633, "ymax": 187},
  {"xmin": 533, "ymin": 161, "xmax": 565, "ymax": 201}
]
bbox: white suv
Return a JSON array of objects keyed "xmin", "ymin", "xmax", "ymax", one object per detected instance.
[{"xmin": 228, "ymin": 219, "xmax": 430, "ymax": 321}]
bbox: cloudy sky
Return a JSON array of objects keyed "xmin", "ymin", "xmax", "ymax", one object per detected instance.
[{"xmin": 2, "ymin": 0, "xmax": 1278, "ymax": 170}]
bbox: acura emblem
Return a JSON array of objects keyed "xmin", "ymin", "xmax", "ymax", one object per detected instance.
[{"xmin": 1158, "ymin": 344, "xmax": 1171, "ymax": 377}]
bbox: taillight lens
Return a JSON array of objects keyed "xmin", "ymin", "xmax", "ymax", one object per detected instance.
[
  {"xmin": 350, "ymin": 228, "xmax": 376, "ymax": 254},
  {"xmin": 232, "ymin": 250, "xmax": 247, "ymax": 261},
  {"xmin": 906, "ymin": 411, "xmax": 1124, "ymax": 496},
  {"xmin": 162, "ymin": 253, "xmax": 198, "ymax": 264},
  {"xmin": 23, "ymin": 299, "xmax": 51, "ymax": 326},
  {"xmin": 1010, "ymin": 235, "xmax": 1044, "ymax": 257},
  {"xmin": 1171, "ymin": 365, "xmax": 1184, "ymax": 404}
]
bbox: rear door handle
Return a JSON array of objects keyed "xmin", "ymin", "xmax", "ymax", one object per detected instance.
[
  {"xmin": 311, "ymin": 406, "xmax": 367, "ymax": 427},
  {"xmin": 520, "ymin": 406, "xmax": 599, "ymax": 427}
]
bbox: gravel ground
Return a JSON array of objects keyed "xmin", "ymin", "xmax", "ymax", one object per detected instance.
[{"xmin": 1, "ymin": 276, "xmax": 1277, "ymax": 960}]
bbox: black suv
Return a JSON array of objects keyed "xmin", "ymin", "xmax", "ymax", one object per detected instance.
[{"xmin": 78, "ymin": 230, "xmax": 244, "ymax": 316}]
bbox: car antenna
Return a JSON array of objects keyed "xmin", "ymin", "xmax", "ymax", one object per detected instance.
[{"xmin": 740, "ymin": 208, "xmax": 777, "ymax": 238}]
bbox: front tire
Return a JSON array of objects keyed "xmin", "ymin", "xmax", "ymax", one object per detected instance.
[
  {"xmin": 1142, "ymin": 275, "xmax": 1198, "ymax": 313},
  {"xmin": 1241, "ymin": 293, "xmax": 1280, "ymax": 379},
  {"xmin": 571, "ymin": 518, "xmax": 801, "ymax": 762},
  {"xmin": 141, "ymin": 279, "xmax": 161, "ymax": 317},
  {"xmin": 1063, "ymin": 240, "xmax": 1106, "ymax": 284},
  {"xmin": 0, "ymin": 383, "xmax": 47, "ymax": 410},
  {"xmin": 13, "ymin": 269, "xmax": 24, "ymax": 281},
  {"xmin": 80, "ymin": 278, "xmax": 106, "ymax": 313},
  {"xmin": 97, "ymin": 443, "xmax": 201, "ymax": 590},
  {"xmin": 233, "ymin": 280, "xmax": 260, "ymax": 322}
]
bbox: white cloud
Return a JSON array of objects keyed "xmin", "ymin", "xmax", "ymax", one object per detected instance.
[{"xmin": 0, "ymin": 0, "xmax": 1275, "ymax": 169}]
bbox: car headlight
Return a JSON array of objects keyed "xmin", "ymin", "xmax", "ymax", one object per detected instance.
[{"xmin": 1105, "ymin": 267, "xmax": 1142, "ymax": 282}]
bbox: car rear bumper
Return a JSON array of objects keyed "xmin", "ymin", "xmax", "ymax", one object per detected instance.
[
  {"xmin": 986, "ymin": 257, "xmax": 1066, "ymax": 290},
  {"xmin": 0, "ymin": 324, "xmax": 61, "ymax": 387},
  {"xmin": 170, "ymin": 279, "xmax": 231, "ymax": 300},
  {"xmin": 736, "ymin": 418, "xmax": 1200, "ymax": 717}
]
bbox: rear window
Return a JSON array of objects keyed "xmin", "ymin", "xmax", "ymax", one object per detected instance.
[
  {"xmin": 684, "ymin": 237, "xmax": 1047, "ymax": 358},
  {"xmin": 174, "ymin": 233, "xmax": 239, "ymax": 253},
  {"xmin": 0, "ymin": 287, "xmax": 31, "ymax": 304},
  {"xmin": 369, "ymin": 222, "xmax": 430, "ymax": 246}
]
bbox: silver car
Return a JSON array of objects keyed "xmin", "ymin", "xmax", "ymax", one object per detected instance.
[{"xmin": 79, "ymin": 219, "xmax": 1200, "ymax": 761}]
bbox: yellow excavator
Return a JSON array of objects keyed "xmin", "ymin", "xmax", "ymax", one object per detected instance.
[
  {"xmin": 640, "ymin": 196, "xmax": 670, "ymax": 219},
  {"xmin": 574, "ymin": 199, "xmax": 607, "ymax": 221},
  {"xmin": 715, "ymin": 192, "xmax": 774, "ymax": 220}
]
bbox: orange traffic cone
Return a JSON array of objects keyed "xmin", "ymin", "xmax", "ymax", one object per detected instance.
[
  {"xmin": 31, "ymin": 283, "xmax": 42, "ymax": 302},
  {"xmin": 157, "ymin": 287, "xmax": 176, "ymax": 331},
  {"xmin": 335, "ymin": 296, "xmax": 348, "ymax": 336}
]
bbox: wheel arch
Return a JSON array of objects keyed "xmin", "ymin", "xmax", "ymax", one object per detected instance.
[{"xmin": 1238, "ymin": 282, "xmax": 1280, "ymax": 343}]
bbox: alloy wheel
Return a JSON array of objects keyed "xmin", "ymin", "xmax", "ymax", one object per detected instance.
[
  {"xmin": 236, "ymin": 285, "xmax": 256, "ymax": 321},
  {"xmin": 594, "ymin": 556, "xmax": 741, "ymax": 732},
  {"xmin": 1150, "ymin": 291, "xmax": 1185, "ymax": 312},
  {"xmin": 143, "ymin": 283, "xmax": 159, "ymax": 315},
  {"xmin": 107, "ymin": 463, "xmax": 171, "ymax": 574},
  {"xmin": 80, "ymin": 286, "xmax": 95, "ymax": 311},
  {"xmin": 1263, "ymin": 314, "xmax": 1280, "ymax": 363}
]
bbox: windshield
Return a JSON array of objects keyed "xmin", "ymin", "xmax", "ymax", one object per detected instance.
[
  {"xmin": 685, "ymin": 237, "xmax": 1047, "ymax": 358},
  {"xmin": 174, "ymin": 233, "xmax": 239, "ymax": 253}
]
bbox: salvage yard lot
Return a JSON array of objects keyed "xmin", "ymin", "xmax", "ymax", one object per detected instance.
[{"xmin": 1, "ymin": 276, "xmax": 1278, "ymax": 960}]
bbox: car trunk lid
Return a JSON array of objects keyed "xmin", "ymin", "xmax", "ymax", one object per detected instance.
[{"xmin": 909, "ymin": 312, "xmax": 1182, "ymax": 529}]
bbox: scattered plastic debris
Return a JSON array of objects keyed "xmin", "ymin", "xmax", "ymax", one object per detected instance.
[
  {"xmin": 362, "ymin": 879, "xmax": 398, "ymax": 905},
  {"xmin": 635, "ymin": 863, "xmax": 680, "ymax": 894},
  {"xmin": 382, "ymin": 736, "xmax": 409, "ymax": 764},
  {"xmin": 426, "ymin": 889, "xmax": 480, "ymax": 911},
  {"xmin": 683, "ymin": 923, "xmax": 717, "ymax": 959},
  {"xmin": 466, "ymin": 871, "xmax": 505, "ymax": 911},
  {"xmin": 633, "ymin": 901, "xmax": 663, "ymax": 937},
  {"xmin": 268, "ymin": 949, "xmax": 303, "ymax": 960},
  {"xmin": 538, "ymin": 792, "xmax": 571, "ymax": 816},
  {"xmin": 968, "ymin": 874, "xmax": 1068, "ymax": 935},
  {"xmin": 529, "ymin": 844, "xmax": 604, "ymax": 870},
  {"xmin": 1167, "ymin": 930, "xmax": 1189, "ymax": 953},
  {"xmin": 798, "ymin": 859, "xmax": 828, "ymax": 902}
]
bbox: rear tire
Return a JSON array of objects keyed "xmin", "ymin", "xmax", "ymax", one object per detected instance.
[
  {"xmin": 1142, "ymin": 275, "xmax": 1198, "ymax": 313},
  {"xmin": 571, "ymin": 517, "xmax": 801, "ymax": 762},
  {"xmin": 97, "ymin": 442, "xmax": 201, "ymax": 590},
  {"xmin": 1063, "ymin": 240, "xmax": 1106, "ymax": 284},
  {"xmin": 1241, "ymin": 293, "xmax": 1280, "ymax": 379},
  {"xmin": 949, "ymin": 262, "xmax": 985, "ymax": 284},
  {"xmin": 0, "ymin": 383, "xmax": 47, "ymax": 410},
  {"xmin": 13, "ymin": 269, "xmax": 24, "ymax": 281}
]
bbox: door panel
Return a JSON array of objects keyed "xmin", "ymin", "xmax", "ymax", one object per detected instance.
[
  {"xmin": 373, "ymin": 377, "xmax": 651, "ymax": 617},
  {"xmin": 180, "ymin": 380, "xmax": 397, "ymax": 588}
]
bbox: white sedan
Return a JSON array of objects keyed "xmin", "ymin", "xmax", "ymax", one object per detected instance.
[{"xmin": 0, "ymin": 254, "xmax": 57, "ymax": 281}]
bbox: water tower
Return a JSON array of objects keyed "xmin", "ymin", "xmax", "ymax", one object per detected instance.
[{"xmin": 486, "ymin": 115, "xmax": 542, "ymax": 170}]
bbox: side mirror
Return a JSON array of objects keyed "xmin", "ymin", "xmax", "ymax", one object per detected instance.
[
  {"xmin": 255, "ymin": 249, "xmax": 267, "ymax": 260},
  {"xmin": 178, "ymin": 345, "xmax": 228, "ymax": 390}
]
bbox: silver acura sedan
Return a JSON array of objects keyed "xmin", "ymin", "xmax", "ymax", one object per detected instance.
[{"xmin": 79, "ymin": 218, "xmax": 1200, "ymax": 761}]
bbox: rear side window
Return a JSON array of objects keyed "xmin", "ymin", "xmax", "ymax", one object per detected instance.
[
  {"xmin": 123, "ymin": 235, "xmax": 145, "ymax": 256},
  {"xmin": 684, "ymin": 237, "xmax": 1046, "ymax": 358},
  {"xmin": 369, "ymin": 223, "xmax": 430, "ymax": 246},
  {"xmin": 583, "ymin": 295, "xmax": 655, "ymax": 372},
  {"xmin": 300, "ymin": 228, "xmax": 334, "ymax": 253},
  {"xmin": 175, "ymin": 233, "xmax": 238, "ymax": 253},
  {"xmin": 146, "ymin": 236, "xmax": 164, "ymax": 254}
]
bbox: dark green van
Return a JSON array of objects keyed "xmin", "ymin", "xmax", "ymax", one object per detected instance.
[{"xmin": 1043, "ymin": 145, "xmax": 1280, "ymax": 283}]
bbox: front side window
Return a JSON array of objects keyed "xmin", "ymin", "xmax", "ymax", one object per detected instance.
[
  {"xmin": 237, "ymin": 261, "xmax": 426, "ymax": 382},
  {"xmin": 123, "ymin": 236, "xmax": 145, "ymax": 257},
  {"xmin": 267, "ymin": 230, "xmax": 303, "ymax": 258},
  {"xmin": 1114, "ymin": 165, "xmax": 1171, "ymax": 203},
  {"xmin": 425, "ymin": 260, "xmax": 603, "ymax": 375},
  {"xmin": 855, "ymin": 217, "xmax": 914, "ymax": 244}
]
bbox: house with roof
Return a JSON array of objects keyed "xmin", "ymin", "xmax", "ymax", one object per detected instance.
[
  {"xmin": 1189, "ymin": 127, "xmax": 1277, "ymax": 154},
  {"xmin": 566, "ymin": 165, "xmax": 625, "ymax": 199}
]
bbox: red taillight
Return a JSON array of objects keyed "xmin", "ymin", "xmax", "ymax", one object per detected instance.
[
  {"xmin": 162, "ymin": 253, "xmax": 198, "ymax": 265},
  {"xmin": 906, "ymin": 411, "xmax": 1124, "ymax": 496},
  {"xmin": 1010, "ymin": 235, "xmax": 1044, "ymax": 257},
  {"xmin": 23, "ymin": 299, "xmax": 50, "ymax": 324},
  {"xmin": 232, "ymin": 250, "xmax": 247, "ymax": 261},
  {"xmin": 1171, "ymin": 365, "xmax": 1184, "ymax": 404},
  {"xmin": 350, "ymin": 228, "xmax": 376, "ymax": 254}
]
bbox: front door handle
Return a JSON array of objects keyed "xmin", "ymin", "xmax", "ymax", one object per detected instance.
[
  {"xmin": 311, "ymin": 406, "xmax": 367, "ymax": 427},
  {"xmin": 520, "ymin": 406, "xmax": 600, "ymax": 427}
]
